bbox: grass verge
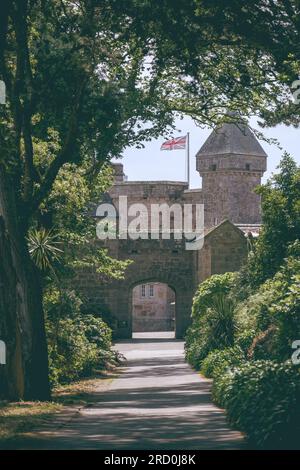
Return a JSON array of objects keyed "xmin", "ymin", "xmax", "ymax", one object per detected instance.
[{"xmin": 0, "ymin": 370, "xmax": 116, "ymax": 447}]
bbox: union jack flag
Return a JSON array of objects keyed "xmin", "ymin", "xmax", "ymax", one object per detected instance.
[{"xmin": 160, "ymin": 135, "xmax": 187, "ymax": 151}]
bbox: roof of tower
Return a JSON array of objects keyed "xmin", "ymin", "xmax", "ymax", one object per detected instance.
[{"xmin": 197, "ymin": 121, "xmax": 268, "ymax": 158}]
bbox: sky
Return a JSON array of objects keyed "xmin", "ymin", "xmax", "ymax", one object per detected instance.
[{"xmin": 114, "ymin": 116, "xmax": 299, "ymax": 189}]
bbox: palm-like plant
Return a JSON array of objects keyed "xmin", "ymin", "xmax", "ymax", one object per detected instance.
[
  {"xmin": 208, "ymin": 295, "xmax": 236, "ymax": 348},
  {"xmin": 27, "ymin": 228, "xmax": 63, "ymax": 271}
]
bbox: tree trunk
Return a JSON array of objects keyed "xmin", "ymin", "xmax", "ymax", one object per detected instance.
[{"xmin": 0, "ymin": 168, "xmax": 50, "ymax": 400}]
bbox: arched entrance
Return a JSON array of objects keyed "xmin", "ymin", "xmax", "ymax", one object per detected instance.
[
  {"xmin": 75, "ymin": 237, "xmax": 198, "ymax": 339},
  {"xmin": 131, "ymin": 282, "xmax": 176, "ymax": 337}
]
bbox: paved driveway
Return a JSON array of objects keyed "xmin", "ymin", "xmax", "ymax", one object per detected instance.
[{"xmin": 16, "ymin": 334, "xmax": 246, "ymax": 449}]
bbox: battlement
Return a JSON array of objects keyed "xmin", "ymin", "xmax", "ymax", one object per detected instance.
[
  {"xmin": 108, "ymin": 119, "xmax": 267, "ymax": 229},
  {"xmin": 109, "ymin": 181, "xmax": 189, "ymax": 201}
]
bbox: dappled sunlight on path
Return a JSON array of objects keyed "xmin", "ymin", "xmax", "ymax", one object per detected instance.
[{"xmin": 13, "ymin": 334, "xmax": 246, "ymax": 449}]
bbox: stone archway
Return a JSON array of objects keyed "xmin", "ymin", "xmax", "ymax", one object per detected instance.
[
  {"xmin": 119, "ymin": 253, "xmax": 195, "ymax": 339},
  {"xmin": 130, "ymin": 281, "xmax": 176, "ymax": 335},
  {"xmin": 74, "ymin": 237, "xmax": 197, "ymax": 339}
]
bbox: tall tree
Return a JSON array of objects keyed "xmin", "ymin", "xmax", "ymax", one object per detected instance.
[
  {"xmin": 236, "ymin": 154, "xmax": 300, "ymax": 294},
  {"xmin": 0, "ymin": 0, "xmax": 174, "ymax": 400}
]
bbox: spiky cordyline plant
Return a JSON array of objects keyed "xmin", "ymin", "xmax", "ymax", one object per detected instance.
[{"xmin": 27, "ymin": 228, "xmax": 63, "ymax": 271}]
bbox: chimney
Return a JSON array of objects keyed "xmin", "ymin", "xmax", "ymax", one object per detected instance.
[{"xmin": 111, "ymin": 163, "xmax": 125, "ymax": 183}]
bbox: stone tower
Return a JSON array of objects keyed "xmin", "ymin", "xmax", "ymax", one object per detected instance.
[{"xmin": 196, "ymin": 120, "xmax": 267, "ymax": 228}]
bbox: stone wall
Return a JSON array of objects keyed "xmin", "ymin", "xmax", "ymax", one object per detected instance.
[
  {"xmin": 200, "ymin": 170, "xmax": 263, "ymax": 227},
  {"xmin": 75, "ymin": 236, "xmax": 197, "ymax": 338},
  {"xmin": 74, "ymin": 221, "xmax": 247, "ymax": 338}
]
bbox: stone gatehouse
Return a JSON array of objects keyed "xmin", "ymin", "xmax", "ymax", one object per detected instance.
[{"xmin": 75, "ymin": 121, "xmax": 267, "ymax": 339}]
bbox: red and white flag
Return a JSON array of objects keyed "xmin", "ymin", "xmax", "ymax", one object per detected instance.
[{"xmin": 160, "ymin": 135, "xmax": 187, "ymax": 151}]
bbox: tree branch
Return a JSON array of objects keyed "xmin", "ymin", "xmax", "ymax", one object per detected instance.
[{"xmin": 27, "ymin": 80, "xmax": 87, "ymax": 220}]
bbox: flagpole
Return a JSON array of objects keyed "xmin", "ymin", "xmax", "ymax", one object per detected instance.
[{"xmin": 186, "ymin": 132, "xmax": 190, "ymax": 188}]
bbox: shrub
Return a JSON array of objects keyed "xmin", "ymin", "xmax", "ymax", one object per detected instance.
[
  {"xmin": 44, "ymin": 287, "xmax": 83, "ymax": 321},
  {"xmin": 269, "ymin": 268, "xmax": 300, "ymax": 360},
  {"xmin": 211, "ymin": 368, "xmax": 234, "ymax": 409},
  {"xmin": 235, "ymin": 290, "xmax": 273, "ymax": 344},
  {"xmin": 47, "ymin": 317, "xmax": 98, "ymax": 385},
  {"xmin": 44, "ymin": 287, "xmax": 120, "ymax": 387},
  {"xmin": 185, "ymin": 273, "xmax": 237, "ymax": 368},
  {"xmin": 82, "ymin": 314, "xmax": 113, "ymax": 352},
  {"xmin": 192, "ymin": 272, "xmax": 237, "ymax": 318},
  {"xmin": 185, "ymin": 332, "xmax": 212, "ymax": 369},
  {"xmin": 234, "ymin": 328, "xmax": 256, "ymax": 353},
  {"xmin": 212, "ymin": 360, "xmax": 300, "ymax": 448},
  {"xmin": 235, "ymin": 248, "xmax": 300, "ymax": 362},
  {"xmin": 201, "ymin": 347, "xmax": 245, "ymax": 379}
]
